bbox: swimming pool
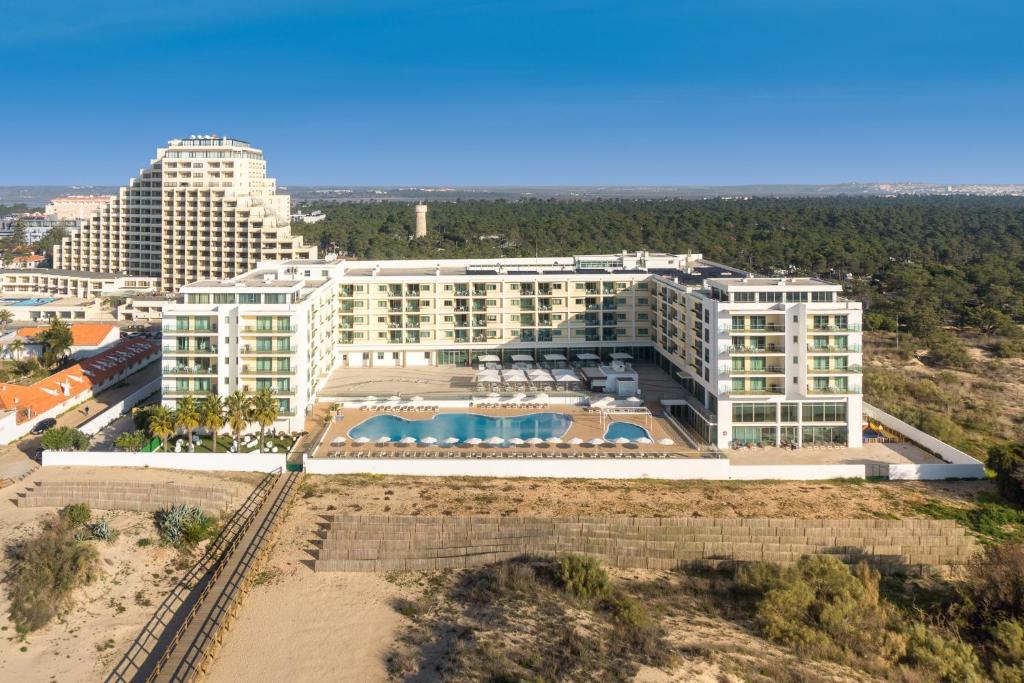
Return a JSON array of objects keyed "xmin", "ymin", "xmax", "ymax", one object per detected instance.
[
  {"xmin": 349, "ymin": 412, "xmax": 573, "ymax": 442},
  {"xmin": 1, "ymin": 297, "xmax": 58, "ymax": 306},
  {"xmin": 603, "ymin": 421, "xmax": 652, "ymax": 441}
]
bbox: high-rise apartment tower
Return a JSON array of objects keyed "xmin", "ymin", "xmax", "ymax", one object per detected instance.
[{"xmin": 52, "ymin": 136, "xmax": 316, "ymax": 291}]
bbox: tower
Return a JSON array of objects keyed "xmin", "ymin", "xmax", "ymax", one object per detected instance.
[{"xmin": 414, "ymin": 203, "xmax": 428, "ymax": 238}]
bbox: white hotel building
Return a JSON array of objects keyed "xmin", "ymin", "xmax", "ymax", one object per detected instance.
[{"xmin": 162, "ymin": 251, "xmax": 863, "ymax": 449}]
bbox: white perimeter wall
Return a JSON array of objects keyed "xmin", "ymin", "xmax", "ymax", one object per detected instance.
[
  {"xmin": 863, "ymin": 402, "xmax": 986, "ymax": 479},
  {"xmin": 78, "ymin": 378, "xmax": 160, "ymax": 436},
  {"xmin": 42, "ymin": 450, "xmax": 287, "ymax": 473}
]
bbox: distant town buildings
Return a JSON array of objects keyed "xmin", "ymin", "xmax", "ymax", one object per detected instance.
[
  {"xmin": 291, "ymin": 209, "xmax": 326, "ymax": 224},
  {"xmin": 9, "ymin": 255, "xmax": 44, "ymax": 269},
  {"xmin": 52, "ymin": 135, "xmax": 317, "ymax": 292},
  {"xmin": 0, "ymin": 213, "xmax": 73, "ymax": 244},
  {"xmin": 45, "ymin": 195, "xmax": 114, "ymax": 221}
]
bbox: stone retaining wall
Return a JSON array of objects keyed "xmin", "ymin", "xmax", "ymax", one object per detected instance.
[
  {"xmin": 15, "ymin": 480, "xmax": 238, "ymax": 513},
  {"xmin": 313, "ymin": 515, "xmax": 976, "ymax": 573}
]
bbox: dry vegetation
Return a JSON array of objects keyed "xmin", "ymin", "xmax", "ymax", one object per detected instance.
[
  {"xmin": 865, "ymin": 331, "xmax": 1024, "ymax": 457},
  {"xmin": 297, "ymin": 473, "xmax": 994, "ymax": 522}
]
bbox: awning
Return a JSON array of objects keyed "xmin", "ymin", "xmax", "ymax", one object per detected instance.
[
  {"xmin": 511, "ymin": 354, "xmax": 534, "ymax": 363},
  {"xmin": 543, "ymin": 353, "xmax": 567, "ymax": 362},
  {"xmin": 553, "ymin": 369, "xmax": 580, "ymax": 383},
  {"xmin": 609, "ymin": 352, "xmax": 632, "ymax": 360},
  {"xmin": 575, "ymin": 353, "xmax": 601, "ymax": 361},
  {"xmin": 478, "ymin": 354, "xmax": 501, "ymax": 363},
  {"xmin": 475, "ymin": 369, "xmax": 501, "ymax": 383},
  {"xmin": 501, "ymin": 368, "xmax": 528, "ymax": 383},
  {"xmin": 527, "ymin": 368, "xmax": 554, "ymax": 383}
]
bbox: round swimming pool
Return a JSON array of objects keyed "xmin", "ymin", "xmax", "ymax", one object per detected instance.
[
  {"xmin": 603, "ymin": 421, "xmax": 652, "ymax": 441},
  {"xmin": 348, "ymin": 412, "xmax": 573, "ymax": 442}
]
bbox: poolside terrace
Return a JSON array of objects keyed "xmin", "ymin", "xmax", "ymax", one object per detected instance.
[{"xmin": 311, "ymin": 405, "xmax": 700, "ymax": 460}]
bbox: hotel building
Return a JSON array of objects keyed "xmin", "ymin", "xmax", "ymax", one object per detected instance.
[
  {"xmin": 162, "ymin": 252, "xmax": 863, "ymax": 449},
  {"xmin": 52, "ymin": 136, "xmax": 316, "ymax": 292}
]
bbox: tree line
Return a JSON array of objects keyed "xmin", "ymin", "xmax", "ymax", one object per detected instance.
[{"xmin": 293, "ymin": 196, "xmax": 1024, "ymax": 364}]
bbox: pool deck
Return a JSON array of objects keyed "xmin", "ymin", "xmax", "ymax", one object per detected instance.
[
  {"xmin": 726, "ymin": 441, "xmax": 943, "ymax": 466},
  {"xmin": 315, "ymin": 406, "xmax": 697, "ymax": 459}
]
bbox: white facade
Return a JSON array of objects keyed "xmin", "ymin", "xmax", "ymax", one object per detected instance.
[
  {"xmin": 52, "ymin": 136, "xmax": 316, "ymax": 292},
  {"xmin": 163, "ymin": 252, "xmax": 864, "ymax": 445},
  {"xmin": 46, "ymin": 195, "xmax": 114, "ymax": 221}
]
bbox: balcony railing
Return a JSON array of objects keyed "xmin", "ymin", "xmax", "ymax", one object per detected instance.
[
  {"xmin": 810, "ymin": 323, "xmax": 862, "ymax": 332},
  {"xmin": 723, "ymin": 387, "xmax": 786, "ymax": 396},
  {"xmin": 809, "ymin": 365, "xmax": 863, "ymax": 374},
  {"xmin": 807, "ymin": 344, "xmax": 862, "ymax": 353},
  {"xmin": 727, "ymin": 367, "xmax": 786, "ymax": 375},
  {"xmin": 807, "ymin": 385, "xmax": 862, "ymax": 394},
  {"xmin": 163, "ymin": 324, "xmax": 218, "ymax": 333},
  {"xmin": 163, "ymin": 346, "xmax": 218, "ymax": 354},
  {"xmin": 241, "ymin": 325, "xmax": 297, "ymax": 333},
  {"xmin": 722, "ymin": 323, "xmax": 786, "ymax": 333},
  {"xmin": 726, "ymin": 344, "xmax": 786, "ymax": 354},
  {"xmin": 241, "ymin": 367, "xmax": 295, "ymax": 376},
  {"xmin": 163, "ymin": 365, "xmax": 218, "ymax": 375},
  {"xmin": 240, "ymin": 346, "xmax": 293, "ymax": 354}
]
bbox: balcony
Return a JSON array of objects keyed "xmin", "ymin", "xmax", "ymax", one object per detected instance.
[
  {"xmin": 722, "ymin": 323, "xmax": 786, "ymax": 333},
  {"xmin": 163, "ymin": 345, "xmax": 218, "ymax": 355},
  {"xmin": 807, "ymin": 344, "xmax": 862, "ymax": 353},
  {"xmin": 810, "ymin": 323, "xmax": 862, "ymax": 332},
  {"xmin": 727, "ymin": 344, "xmax": 785, "ymax": 354},
  {"xmin": 454, "ymin": 288, "xmax": 470, "ymax": 297},
  {"xmin": 241, "ymin": 366, "xmax": 295, "ymax": 376},
  {"xmin": 240, "ymin": 345, "xmax": 293, "ymax": 355},
  {"xmin": 807, "ymin": 385, "xmax": 862, "ymax": 394},
  {"xmin": 809, "ymin": 365, "xmax": 863, "ymax": 374},
  {"xmin": 728, "ymin": 366, "xmax": 785, "ymax": 375},
  {"xmin": 241, "ymin": 325, "xmax": 297, "ymax": 333},
  {"xmin": 725, "ymin": 386, "xmax": 786, "ymax": 396},
  {"xmin": 163, "ymin": 365, "xmax": 218, "ymax": 375},
  {"xmin": 163, "ymin": 324, "xmax": 218, "ymax": 334}
]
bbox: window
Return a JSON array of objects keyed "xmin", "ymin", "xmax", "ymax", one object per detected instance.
[
  {"xmin": 813, "ymin": 357, "xmax": 830, "ymax": 370},
  {"xmin": 265, "ymin": 293, "xmax": 286, "ymax": 304},
  {"xmin": 733, "ymin": 292, "xmax": 755, "ymax": 303},
  {"xmin": 811, "ymin": 291, "xmax": 833, "ymax": 303},
  {"xmin": 732, "ymin": 378, "xmax": 745, "ymax": 392},
  {"xmin": 802, "ymin": 402, "xmax": 847, "ymax": 422},
  {"xmin": 256, "ymin": 316, "xmax": 272, "ymax": 331},
  {"xmin": 732, "ymin": 403, "xmax": 777, "ymax": 422},
  {"xmin": 759, "ymin": 292, "xmax": 783, "ymax": 303},
  {"xmin": 786, "ymin": 292, "xmax": 809, "ymax": 302},
  {"xmin": 256, "ymin": 337, "xmax": 272, "ymax": 352},
  {"xmin": 732, "ymin": 357, "xmax": 745, "ymax": 371},
  {"xmin": 780, "ymin": 403, "xmax": 798, "ymax": 422},
  {"xmin": 213, "ymin": 293, "xmax": 235, "ymax": 304},
  {"xmin": 813, "ymin": 315, "xmax": 829, "ymax": 330},
  {"xmin": 239, "ymin": 293, "xmax": 261, "ymax": 304},
  {"xmin": 187, "ymin": 294, "xmax": 210, "ymax": 304}
]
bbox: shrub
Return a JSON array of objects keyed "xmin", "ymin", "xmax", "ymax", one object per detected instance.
[
  {"xmin": 903, "ymin": 622, "xmax": 984, "ymax": 682},
  {"xmin": 6, "ymin": 518, "xmax": 99, "ymax": 633},
  {"xmin": 61, "ymin": 503, "xmax": 91, "ymax": 528},
  {"xmin": 557, "ymin": 554, "xmax": 611, "ymax": 602},
  {"xmin": 960, "ymin": 542, "xmax": 1024, "ymax": 627},
  {"xmin": 87, "ymin": 519, "xmax": 117, "ymax": 542},
  {"xmin": 741, "ymin": 556, "xmax": 899, "ymax": 664},
  {"xmin": 40, "ymin": 426, "xmax": 90, "ymax": 451},
  {"xmin": 114, "ymin": 430, "xmax": 148, "ymax": 452},
  {"xmin": 136, "ymin": 537, "xmax": 152, "ymax": 547},
  {"xmin": 154, "ymin": 505, "xmax": 215, "ymax": 548},
  {"xmin": 988, "ymin": 443, "xmax": 1024, "ymax": 505},
  {"xmin": 607, "ymin": 593, "xmax": 665, "ymax": 661},
  {"xmin": 988, "ymin": 619, "xmax": 1024, "ymax": 683}
]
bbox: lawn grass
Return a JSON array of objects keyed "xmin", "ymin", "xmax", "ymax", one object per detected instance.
[{"xmin": 167, "ymin": 434, "xmax": 296, "ymax": 454}]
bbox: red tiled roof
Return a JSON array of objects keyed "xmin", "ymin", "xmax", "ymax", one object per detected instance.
[
  {"xmin": 17, "ymin": 323, "xmax": 119, "ymax": 347},
  {"xmin": 12, "ymin": 255, "xmax": 44, "ymax": 263},
  {"xmin": 0, "ymin": 338, "xmax": 157, "ymax": 422}
]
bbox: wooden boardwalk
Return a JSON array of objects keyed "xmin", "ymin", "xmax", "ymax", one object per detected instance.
[{"xmin": 108, "ymin": 470, "xmax": 298, "ymax": 683}]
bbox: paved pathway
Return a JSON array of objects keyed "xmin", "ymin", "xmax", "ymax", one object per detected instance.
[{"xmin": 0, "ymin": 363, "xmax": 160, "ymax": 484}]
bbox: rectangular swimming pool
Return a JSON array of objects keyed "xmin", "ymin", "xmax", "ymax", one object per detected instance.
[{"xmin": 349, "ymin": 412, "xmax": 573, "ymax": 442}]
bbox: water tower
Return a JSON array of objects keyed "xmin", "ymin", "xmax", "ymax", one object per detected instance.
[{"xmin": 414, "ymin": 203, "xmax": 428, "ymax": 238}]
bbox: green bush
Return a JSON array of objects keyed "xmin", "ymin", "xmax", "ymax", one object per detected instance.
[
  {"xmin": 6, "ymin": 518, "xmax": 99, "ymax": 633},
  {"xmin": 988, "ymin": 443, "xmax": 1024, "ymax": 506},
  {"xmin": 154, "ymin": 505, "xmax": 215, "ymax": 548},
  {"xmin": 904, "ymin": 622, "xmax": 985, "ymax": 682},
  {"xmin": 961, "ymin": 542, "xmax": 1024, "ymax": 627},
  {"xmin": 114, "ymin": 430, "xmax": 148, "ymax": 452},
  {"xmin": 988, "ymin": 619, "xmax": 1024, "ymax": 683},
  {"xmin": 557, "ymin": 554, "xmax": 611, "ymax": 602},
  {"xmin": 61, "ymin": 503, "xmax": 91, "ymax": 528},
  {"xmin": 738, "ymin": 556, "xmax": 900, "ymax": 665},
  {"xmin": 40, "ymin": 426, "xmax": 90, "ymax": 451}
]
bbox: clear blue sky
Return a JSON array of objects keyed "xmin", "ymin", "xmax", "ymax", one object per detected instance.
[{"xmin": 1, "ymin": 0, "xmax": 1021, "ymax": 185}]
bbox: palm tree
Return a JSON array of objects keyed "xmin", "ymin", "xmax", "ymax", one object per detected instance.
[
  {"xmin": 249, "ymin": 389, "xmax": 279, "ymax": 452},
  {"xmin": 0, "ymin": 309, "xmax": 12, "ymax": 333},
  {"xmin": 174, "ymin": 395, "xmax": 200, "ymax": 452},
  {"xmin": 148, "ymin": 405, "xmax": 175, "ymax": 452},
  {"xmin": 8, "ymin": 338, "xmax": 24, "ymax": 360},
  {"xmin": 225, "ymin": 391, "xmax": 250, "ymax": 450},
  {"xmin": 199, "ymin": 393, "xmax": 225, "ymax": 453},
  {"xmin": 39, "ymin": 318, "xmax": 73, "ymax": 368}
]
